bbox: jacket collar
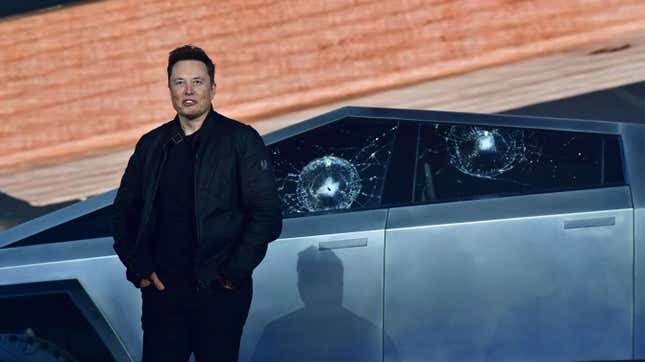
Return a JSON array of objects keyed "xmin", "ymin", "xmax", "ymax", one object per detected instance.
[{"xmin": 165, "ymin": 107, "xmax": 219, "ymax": 146}]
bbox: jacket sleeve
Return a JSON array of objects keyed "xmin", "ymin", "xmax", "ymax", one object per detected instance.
[
  {"xmin": 111, "ymin": 139, "xmax": 154, "ymax": 286},
  {"xmin": 219, "ymin": 126, "xmax": 283, "ymax": 285}
]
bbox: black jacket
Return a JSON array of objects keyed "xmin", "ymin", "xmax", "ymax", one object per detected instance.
[{"xmin": 112, "ymin": 108, "xmax": 283, "ymax": 287}]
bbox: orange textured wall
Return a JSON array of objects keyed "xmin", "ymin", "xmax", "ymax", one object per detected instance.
[{"xmin": 1, "ymin": 0, "xmax": 645, "ymax": 169}]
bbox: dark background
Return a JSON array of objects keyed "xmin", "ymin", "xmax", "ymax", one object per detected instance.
[{"xmin": 0, "ymin": 0, "xmax": 89, "ymax": 19}]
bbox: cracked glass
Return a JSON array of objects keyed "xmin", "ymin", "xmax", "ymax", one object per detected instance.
[
  {"xmin": 415, "ymin": 123, "xmax": 623, "ymax": 202},
  {"xmin": 269, "ymin": 117, "xmax": 398, "ymax": 217}
]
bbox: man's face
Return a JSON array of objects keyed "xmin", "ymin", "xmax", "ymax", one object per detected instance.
[{"xmin": 169, "ymin": 60, "xmax": 215, "ymax": 121}]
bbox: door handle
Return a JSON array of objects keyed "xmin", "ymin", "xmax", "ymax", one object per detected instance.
[
  {"xmin": 318, "ymin": 238, "xmax": 368, "ymax": 251},
  {"xmin": 564, "ymin": 217, "xmax": 615, "ymax": 230}
]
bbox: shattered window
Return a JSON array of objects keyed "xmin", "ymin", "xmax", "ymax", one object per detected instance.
[
  {"xmin": 415, "ymin": 123, "xmax": 624, "ymax": 202},
  {"xmin": 269, "ymin": 117, "xmax": 398, "ymax": 217}
]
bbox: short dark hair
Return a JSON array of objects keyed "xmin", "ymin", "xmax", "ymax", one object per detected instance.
[{"xmin": 167, "ymin": 45, "xmax": 215, "ymax": 85}]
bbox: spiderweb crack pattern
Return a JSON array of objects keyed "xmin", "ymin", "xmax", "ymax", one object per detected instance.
[
  {"xmin": 446, "ymin": 125, "xmax": 529, "ymax": 179},
  {"xmin": 270, "ymin": 123, "xmax": 398, "ymax": 216},
  {"xmin": 416, "ymin": 122, "xmax": 604, "ymax": 201}
]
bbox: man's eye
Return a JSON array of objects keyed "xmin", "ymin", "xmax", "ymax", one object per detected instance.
[
  {"xmin": 194, "ymin": 80, "xmax": 203, "ymax": 86},
  {"xmin": 174, "ymin": 80, "xmax": 184, "ymax": 86}
]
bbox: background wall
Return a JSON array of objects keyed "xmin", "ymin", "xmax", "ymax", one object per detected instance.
[
  {"xmin": 1, "ymin": 0, "xmax": 645, "ymax": 228},
  {"xmin": 2, "ymin": 0, "xmax": 645, "ymax": 170}
]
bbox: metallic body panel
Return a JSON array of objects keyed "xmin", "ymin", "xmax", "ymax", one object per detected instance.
[
  {"xmin": 0, "ymin": 255, "xmax": 140, "ymax": 361},
  {"xmin": 0, "ymin": 279, "xmax": 132, "ymax": 361},
  {"xmin": 0, "ymin": 191, "xmax": 116, "ymax": 248},
  {"xmin": 0, "ymin": 237, "xmax": 114, "ymax": 268},
  {"xmin": 279, "ymin": 208, "xmax": 388, "ymax": 239},
  {"xmin": 240, "ymin": 210, "xmax": 387, "ymax": 362},
  {"xmin": 0, "ymin": 107, "xmax": 640, "ymax": 361},
  {"xmin": 621, "ymin": 123, "xmax": 645, "ymax": 209},
  {"xmin": 389, "ymin": 187, "xmax": 631, "ymax": 229},
  {"xmin": 385, "ymin": 190, "xmax": 633, "ymax": 361},
  {"xmin": 634, "ymin": 208, "xmax": 645, "ymax": 358},
  {"xmin": 620, "ymin": 122, "xmax": 645, "ymax": 358}
]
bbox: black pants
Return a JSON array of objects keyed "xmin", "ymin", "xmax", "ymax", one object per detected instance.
[{"xmin": 141, "ymin": 280, "xmax": 252, "ymax": 362}]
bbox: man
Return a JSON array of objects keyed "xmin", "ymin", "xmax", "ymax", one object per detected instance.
[{"xmin": 112, "ymin": 45, "xmax": 283, "ymax": 362}]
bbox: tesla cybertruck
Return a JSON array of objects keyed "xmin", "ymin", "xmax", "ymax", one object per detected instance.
[{"xmin": 1, "ymin": 106, "xmax": 644, "ymax": 361}]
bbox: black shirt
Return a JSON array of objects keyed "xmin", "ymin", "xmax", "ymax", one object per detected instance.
[{"xmin": 151, "ymin": 125, "xmax": 200, "ymax": 287}]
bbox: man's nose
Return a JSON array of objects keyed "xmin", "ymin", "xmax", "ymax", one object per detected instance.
[{"xmin": 184, "ymin": 84, "xmax": 194, "ymax": 94}]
